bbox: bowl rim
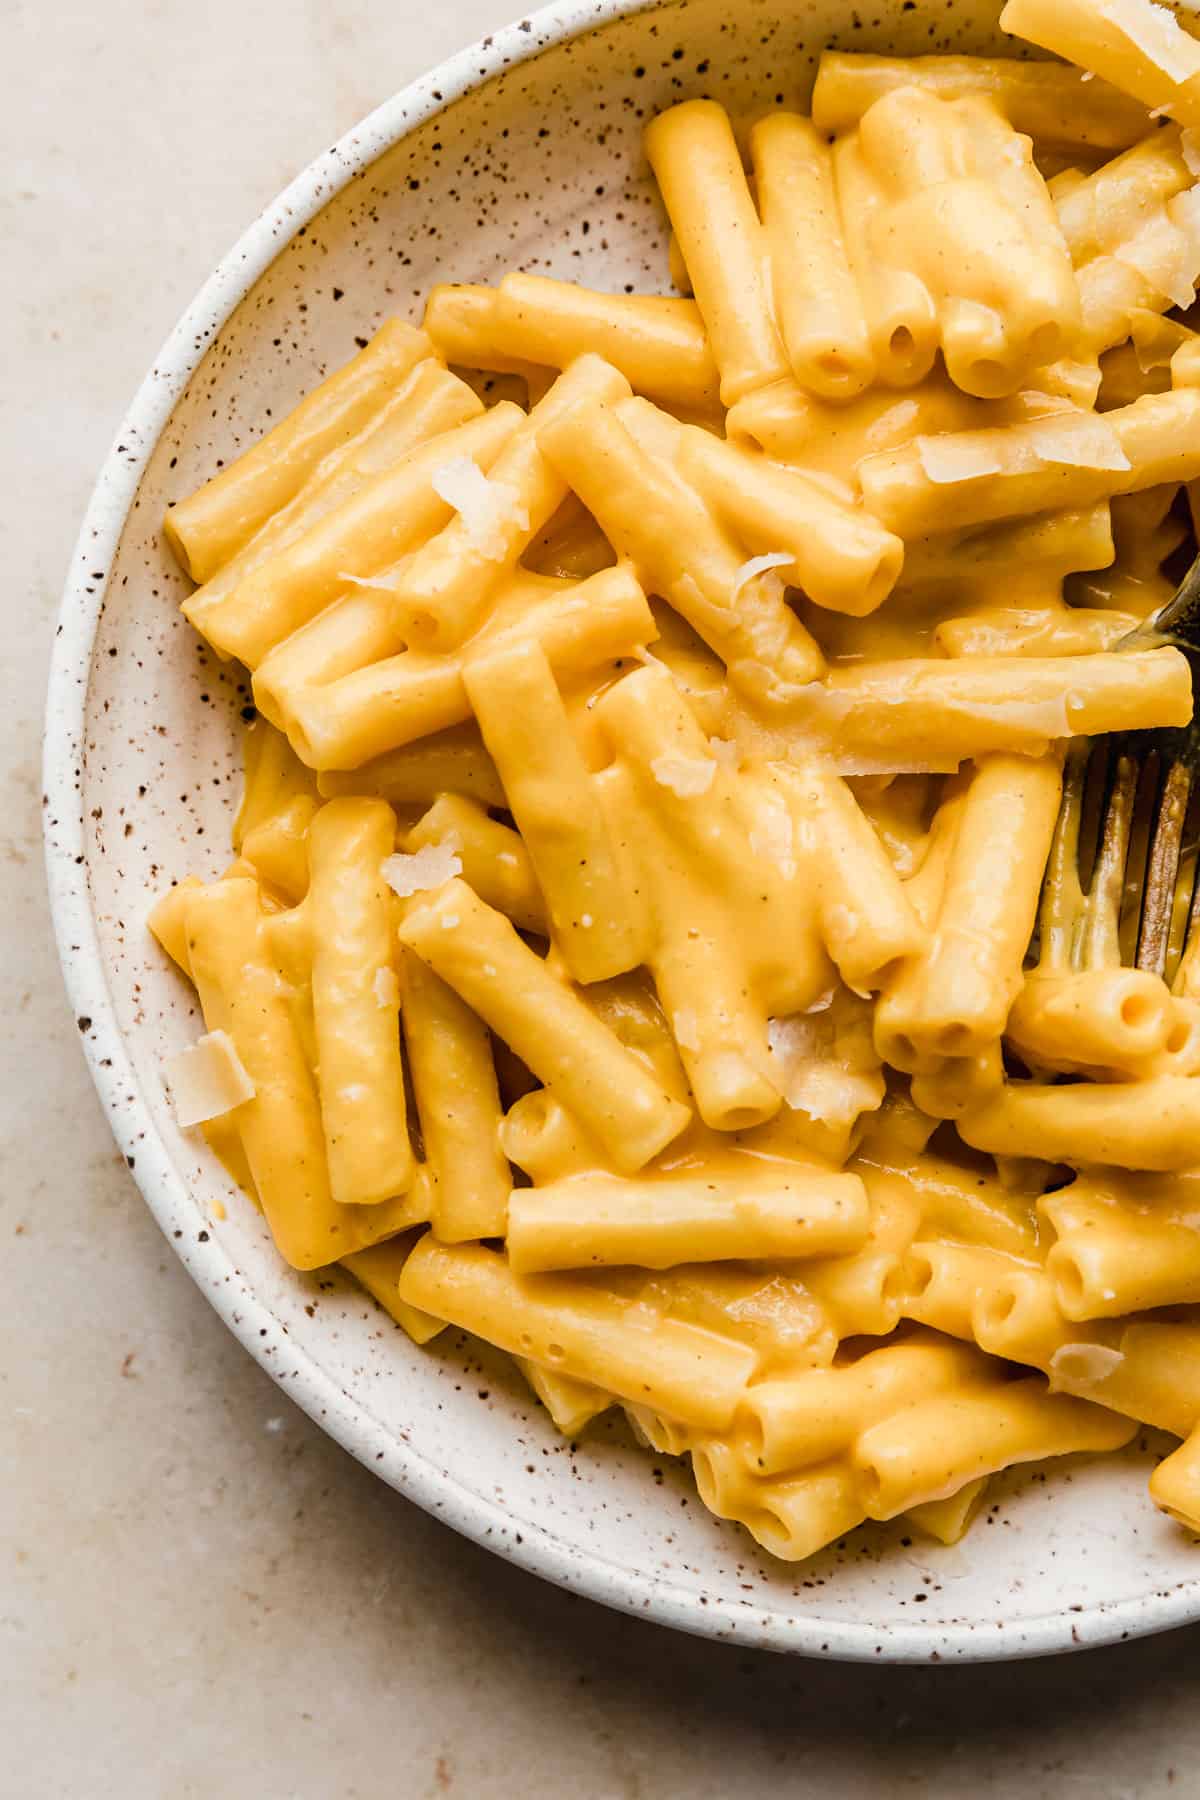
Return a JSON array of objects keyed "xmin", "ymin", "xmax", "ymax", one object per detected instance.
[{"xmin": 43, "ymin": 0, "xmax": 1200, "ymax": 1662}]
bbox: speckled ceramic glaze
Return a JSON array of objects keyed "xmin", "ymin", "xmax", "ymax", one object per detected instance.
[{"xmin": 44, "ymin": 0, "xmax": 1200, "ymax": 1660}]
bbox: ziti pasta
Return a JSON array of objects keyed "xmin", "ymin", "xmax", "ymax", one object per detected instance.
[{"xmin": 156, "ymin": 0, "xmax": 1200, "ymax": 1565}]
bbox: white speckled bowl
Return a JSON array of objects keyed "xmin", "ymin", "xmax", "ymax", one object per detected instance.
[{"xmin": 45, "ymin": 0, "xmax": 1200, "ymax": 1660}]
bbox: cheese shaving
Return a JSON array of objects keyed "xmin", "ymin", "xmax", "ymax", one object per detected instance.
[
  {"xmin": 651, "ymin": 752, "xmax": 716, "ymax": 797},
  {"xmin": 732, "ymin": 552, "xmax": 794, "ymax": 600},
  {"xmin": 430, "ymin": 455, "xmax": 529, "ymax": 559},
  {"xmin": 1098, "ymin": 0, "xmax": 1198, "ymax": 81},
  {"xmin": 766, "ymin": 1015, "xmax": 884, "ymax": 1123},
  {"xmin": 1048, "ymin": 1343, "xmax": 1126, "ymax": 1390},
  {"xmin": 1117, "ymin": 207, "xmax": 1199, "ymax": 311},
  {"xmin": 167, "ymin": 1029, "xmax": 255, "ymax": 1128},
  {"xmin": 1184, "ymin": 128, "xmax": 1200, "ymax": 178},
  {"xmin": 381, "ymin": 844, "xmax": 463, "ymax": 897},
  {"xmin": 916, "ymin": 435, "xmax": 1004, "ymax": 485},
  {"xmin": 1029, "ymin": 413, "xmax": 1131, "ymax": 472},
  {"xmin": 708, "ymin": 737, "xmax": 740, "ymax": 769}
]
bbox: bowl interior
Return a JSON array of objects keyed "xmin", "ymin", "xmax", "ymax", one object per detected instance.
[{"xmin": 68, "ymin": 0, "xmax": 1200, "ymax": 1658}]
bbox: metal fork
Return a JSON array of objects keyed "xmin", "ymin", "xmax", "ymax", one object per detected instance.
[{"xmin": 1039, "ymin": 555, "xmax": 1200, "ymax": 989}]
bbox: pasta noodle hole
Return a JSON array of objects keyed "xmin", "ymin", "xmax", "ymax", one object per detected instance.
[
  {"xmin": 1120, "ymin": 992, "xmax": 1159, "ymax": 1030},
  {"xmin": 1053, "ymin": 1256, "xmax": 1086, "ymax": 1315}
]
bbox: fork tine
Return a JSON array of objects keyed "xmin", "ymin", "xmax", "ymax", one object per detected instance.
[
  {"xmin": 1078, "ymin": 748, "xmax": 1140, "ymax": 970},
  {"xmin": 1137, "ymin": 757, "xmax": 1193, "ymax": 976},
  {"xmin": 1037, "ymin": 740, "xmax": 1088, "ymax": 968}
]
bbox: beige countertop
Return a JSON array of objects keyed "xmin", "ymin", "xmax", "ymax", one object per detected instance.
[{"xmin": 5, "ymin": 2, "xmax": 1200, "ymax": 1793}]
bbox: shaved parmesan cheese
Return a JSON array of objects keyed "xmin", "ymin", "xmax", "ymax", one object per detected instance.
[
  {"xmin": 1117, "ymin": 207, "xmax": 1200, "ymax": 310},
  {"xmin": 1029, "ymin": 413, "xmax": 1130, "ymax": 471},
  {"xmin": 167, "ymin": 1030, "xmax": 255, "ymax": 1128},
  {"xmin": 373, "ymin": 966, "xmax": 400, "ymax": 1009},
  {"xmin": 917, "ymin": 435, "xmax": 1004, "ymax": 484},
  {"xmin": 381, "ymin": 844, "xmax": 462, "ymax": 898},
  {"xmin": 651, "ymin": 752, "xmax": 715, "ymax": 796},
  {"xmin": 732, "ymin": 552, "xmax": 794, "ymax": 600},
  {"xmin": 1048, "ymin": 1343, "xmax": 1126, "ymax": 1390},
  {"xmin": 766, "ymin": 1015, "xmax": 884, "ymax": 1124},
  {"xmin": 431, "ymin": 455, "xmax": 529, "ymax": 559},
  {"xmin": 672, "ymin": 1009, "xmax": 701, "ymax": 1053},
  {"xmin": 708, "ymin": 736, "xmax": 740, "ymax": 769},
  {"xmin": 1184, "ymin": 128, "xmax": 1200, "ymax": 177},
  {"xmin": 1098, "ymin": 0, "xmax": 1197, "ymax": 81}
]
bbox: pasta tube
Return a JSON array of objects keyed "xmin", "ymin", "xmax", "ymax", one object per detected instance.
[
  {"xmin": 197, "ymin": 402, "xmax": 524, "ymax": 668},
  {"xmin": 1043, "ymin": 1176, "xmax": 1200, "ymax": 1318},
  {"xmin": 833, "ymin": 132, "xmax": 939, "ymax": 389},
  {"xmin": 405, "ymin": 795, "xmax": 546, "ymax": 935},
  {"xmin": 463, "ymin": 638, "xmax": 641, "ymax": 981},
  {"xmin": 855, "ymin": 1378, "xmax": 1136, "ymax": 1519},
  {"xmin": 749, "ymin": 113, "xmax": 875, "ymax": 400},
  {"xmin": 342, "ymin": 1235, "xmax": 448, "ymax": 1345},
  {"xmin": 777, "ymin": 762, "xmax": 928, "ymax": 992},
  {"xmin": 538, "ymin": 397, "xmax": 825, "ymax": 702},
  {"xmin": 960, "ymin": 1075, "xmax": 1200, "ymax": 1171},
  {"xmin": 811, "ymin": 51, "xmax": 1154, "ymax": 149},
  {"xmin": 164, "ymin": 320, "xmax": 432, "ymax": 582},
  {"xmin": 317, "ymin": 722, "xmax": 505, "ymax": 810},
  {"xmin": 1007, "ymin": 969, "xmax": 1174, "ymax": 1075},
  {"xmin": 737, "ymin": 1334, "xmax": 990, "ymax": 1478},
  {"xmin": 397, "ymin": 879, "xmax": 690, "ymax": 1173},
  {"xmin": 388, "ymin": 354, "xmax": 632, "ymax": 651},
  {"xmin": 643, "ymin": 99, "xmax": 790, "ymax": 407},
  {"xmin": 505, "ymin": 1167, "xmax": 870, "ymax": 1274},
  {"xmin": 420, "ymin": 283, "xmax": 549, "ymax": 379},
  {"xmin": 934, "ymin": 607, "xmax": 1137, "ymax": 658},
  {"xmin": 785, "ymin": 649, "xmax": 1191, "ymax": 769},
  {"xmin": 281, "ymin": 562, "xmax": 656, "ymax": 771},
  {"xmin": 401, "ymin": 950, "xmax": 511, "ymax": 1242},
  {"xmin": 855, "ymin": 88, "xmax": 1079, "ymax": 397},
  {"xmin": 692, "ymin": 1447, "xmax": 866, "ymax": 1562},
  {"xmin": 875, "ymin": 753, "xmax": 1062, "ymax": 1065},
  {"xmin": 973, "ymin": 1275, "xmax": 1200, "ymax": 1435},
  {"xmin": 307, "ymin": 799, "xmax": 415, "ymax": 1206},
  {"xmin": 859, "ymin": 390, "xmax": 1200, "ymax": 538},
  {"xmin": 184, "ymin": 878, "xmax": 424, "ymax": 1268},
  {"xmin": 666, "ymin": 420, "xmax": 904, "ymax": 617},
  {"xmin": 184, "ymin": 360, "xmax": 482, "ymax": 640},
  {"xmin": 397, "ymin": 1237, "xmax": 757, "ymax": 1430},
  {"xmin": 902, "ymin": 1240, "xmax": 1037, "ymax": 1341},
  {"xmin": 907, "ymin": 1478, "xmax": 991, "ymax": 1545},
  {"xmin": 1150, "ymin": 1427, "xmax": 1200, "ymax": 1532},
  {"xmin": 438, "ymin": 273, "xmax": 724, "ymax": 412},
  {"xmin": 517, "ymin": 1360, "xmax": 613, "ymax": 1436},
  {"xmin": 233, "ymin": 718, "xmax": 321, "ymax": 903}
]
